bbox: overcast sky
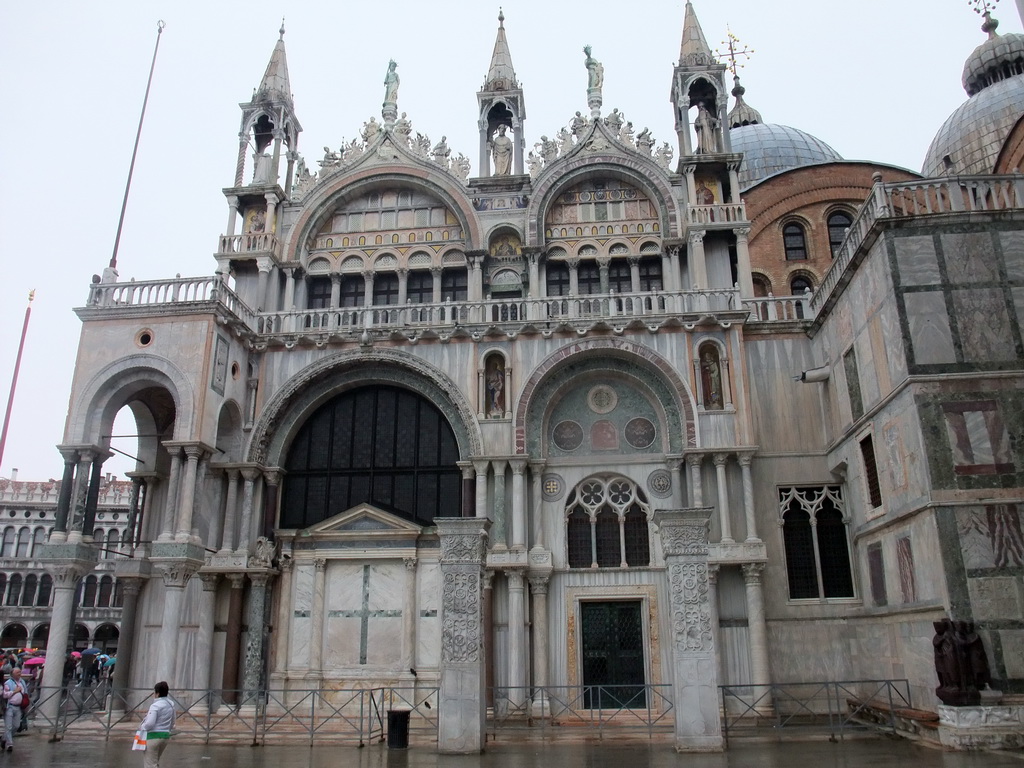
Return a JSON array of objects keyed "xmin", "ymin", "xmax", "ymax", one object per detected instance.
[{"xmin": 0, "ymin": 0, "xmax": 1020, "ymax": 482}]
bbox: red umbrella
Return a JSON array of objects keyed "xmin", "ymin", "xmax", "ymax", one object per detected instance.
[
  {"xmin": 70, "ymin": 652, "xmax": 82, "ymax": 659},
  {"xmin": 23, "ymin": 657, "xmax": 45, "ymax": 667}
]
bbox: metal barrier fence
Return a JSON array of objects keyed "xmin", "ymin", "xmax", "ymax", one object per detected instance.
[
  {"xmin": 23, "ymin": 684, "xmax": 438, "ymax": 746},
  {"xmin": 719, "ymin": 679, "xmax": 912, "ymax": 744},
  {"xmin": 487, "ymin": 685, "xmax": 675, "ymax": 740}
]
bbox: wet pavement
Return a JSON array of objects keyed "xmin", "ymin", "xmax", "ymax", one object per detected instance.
[{"xmin": 8, "ymin": 735, "xmax": 1024, "ymax": 768}]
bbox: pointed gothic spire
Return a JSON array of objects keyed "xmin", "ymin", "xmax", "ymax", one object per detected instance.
[
  {"xmin": 728, "ymin": 75, "xmax": 762, "ymax": 127},
  {"xmin": 255, "ymin": 20, "xmax": 292, "ymax": 104},
  {"xmin": 679, "ymin": 2, "xmax": 715, "ymax": 66},
  {"xmin": 483, "ymin": 8, "xmax": 518, "ymax": 91}
]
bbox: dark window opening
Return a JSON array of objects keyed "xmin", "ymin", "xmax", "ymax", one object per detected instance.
[{"xmin": 783, "ymin": 223, "xmax": 808, "ymax": 261}]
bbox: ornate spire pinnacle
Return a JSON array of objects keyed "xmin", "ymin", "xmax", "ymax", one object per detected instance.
[
  {"xmin": 679, "ymin": 2, "xmax": 715, "ymax": 67},
  {"xmin": 255, "ymin": 23, "xmax": 292, "ymax": 104},
  {"xmin": 483, "ymin": 8, "xmax": 518, "ymax": 91},
  {"xmin": 728, "ymin": 76, "xmax": 762, "ymax": 127}
]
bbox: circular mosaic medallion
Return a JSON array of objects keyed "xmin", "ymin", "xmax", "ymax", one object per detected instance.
[
  {"xmin": 647, "ymin": 469, "xmax": 673, "ymax": 499},
  {"xmin": 587, "ymin": 385, "xmax": 618, "ymax": 414},
  {"xmin": 624, "ymin": 417, "xmax": 657, "ymax": 449},
  {"xmin": 542, "ymin": 473, "xmax": 565, "ymax": 502},
  {"xmin": 552, "ymin": 420, "xmax": 584, "ymax": 451}
]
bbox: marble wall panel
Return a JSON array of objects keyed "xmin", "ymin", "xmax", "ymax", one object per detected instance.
[
  {"xmin": 1012, "ymin": 287, "xmax": 1024, "ymax": 331},
  {"xmin": 880, "ymin": 301, "xmax": 909, "ymax": 382},
  {"xmin": 1003, "ymin": 231, "xmax": 1024, "ymax": 280},
  {"xmin": 894, "ymin": 235, "xmax": 942, "ymax": 286},
  {"xmin": 856, "ymin": 330, "xmax": 880, "ymax": 410},
  {"xmin": 957, "ymin": 506, "xmax": 1024, "ymax": 570},
  {"xmin": 904, "ymin": 292, "xmax": 957, "ymax": 365},
  {"xmin": 953, "ymin": 288, "xmax": 1017, "ymax": 362},
  {"xmin": 999, "ymin": 630, "xmax": 1024, "ymax": 678},
  {"xmin": 324, "ymin": 617, "xmax": 362, "ymax": 666},
  {"xmin": 968, "ymin": 577, "xmax": 1022, "ymax": 621},
  {"xmin": 942, "ymin": 232, "xmax": 999, "ymax": 284},
  {"xmin": 291, "ymin": 615, "xmax": 311, "ymax": 669},
  {"xmin": 768, "ymin": 621, "xmax": 851, "ymax": 682}
]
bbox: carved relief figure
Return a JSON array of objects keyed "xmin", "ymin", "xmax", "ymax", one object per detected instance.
[
  {"xmin": 394, "ymin": 112, "xmax": 412, "ymax": 145},
  {"xmin": 486, "ymin": 355, "xmax": 505, "ymax": 417},
  {"xmin": 699, "ymin": 345, "xmax": 724, "ymax": 410},
  {"xmin": 570, "ymin": 111, "xmax": 588, "ymax": 140},
  {"xmin": 537, "ymin": 136, "xmax": 558, "ymax": 166},
  {"xmin": 583, "ymin": 45, "xmax": 604, "ymax": 90},
  {"xmin": 694, "ymin": 102, "xmax": 720, "ymax": 154},
  {"xmin": 383, "ymin": 59, "xmax": 400, "ymax": 104},
  {"xmin": 604, "ymin": 108, "xmax": 623, "ymax": 134},
  {"xmin": 361, "ymin": 117, "xmax": 381, "ymax": 144},
  {"xmin": 635, "ymin": 127, "xmax": 653, "ymax": 155},
  {"xmin": 490, "ymin": 124, "xmax": 513, "ymax": 175},
  {"xmin": 432, "ymin": 135, "xmax": 451, "ymax": 165}
]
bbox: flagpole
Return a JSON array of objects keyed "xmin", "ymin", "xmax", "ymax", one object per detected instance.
[
  {"xmin": 0, "ymin": 291, "xmax": 35, "ymax": 473},
  {"xmin": 109, "ymin": 20, "xmax": 166, "ymax": 271}
]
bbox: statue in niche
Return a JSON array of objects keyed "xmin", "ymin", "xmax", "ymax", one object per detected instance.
[
  {"xmin": 490, "ymin": 123, "xmax": 513, "ymax": 175},
  {"xmin": 383, "ymin": 59, "xmax": 400, "ymax": 104},
  {"xmin": 583, "ymin": 45, "xmax": 604, "ymax": 91},
  {"xmin": 694, "ymin": 102, "xmax": 720, "ymax": 154},
  {"xmin": 395, "ymin": 112, "xmax": 412, "ymax": 146},
  {"xmin": 700, "ymin": 346, "xmax": 724, "ymax": 410},
  {"xmin": 252, "ymin": 152, "xmax": 272, "ymax": 184},
  {"xmin": 486, "ymin": 356, "xmax": 505, "ymax": 417}
]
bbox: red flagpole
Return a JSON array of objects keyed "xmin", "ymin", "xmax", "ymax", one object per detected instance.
[{"xmin": 0, "ymin": 291, "xmax": 35, "ymax": 473}]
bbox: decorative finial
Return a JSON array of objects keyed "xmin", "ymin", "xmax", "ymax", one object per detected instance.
[
  {"xmin": 716, "ymin": 25, "xmax": 754, "ymax": 77},
  {"xmin": 28, "ymin": 290, "xmax": 35, "ymax": 303},
  {"xmin": 498, "ymin": 7, "xmax": 504, "ymax": 26},
  {"xmin": 279, "ymin": 17, "xmax": 286, "ymax": 39},
  {"xmin": 970, "ymin": 0, "xmax": 1001, "ymax": 36}
]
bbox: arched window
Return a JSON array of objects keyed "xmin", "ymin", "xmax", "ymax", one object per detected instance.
[
  {"xmin": 783, "ymin": 223, "xmax": 808, "ymax": 260},
  {"xmin": 82, "ymin": 575, "xmax": 98, "ymax": 608},
  {"xmin": 97, "ymin": 576, "xmax": 114, "ymax": 608},
  {"xmin": 780, "ymin": 486, "xmax": 854, "ymax": 600},
  {"xmin": 565, "ymin": 476, "xmax": 650, "ymax": 569},
  {"xmin": 5, "ymin": 574, "xmax": 22, "ymax": 606},
  {"xmin": 31, "ymin": 527, "xmax": 45, "ymax": 557},
  {"xmin": 827, "ymin": 211, "xmax": 853, "ymax": 258},
  {"xmin": 1, "ymin": 528, "xmax": 14, "ymax": 558},
  {"xmin": 112, "ymin": 579, "xmax": 124, "ymax": 608},
  {"xmin": 37, "ymin": 575, "xmax": 52, "ymax": 607},
  {"xmin": 0, "ymin": 575, "xmax": 7, "ymax": 604},
  {"xmin": 281, "ymin": 385, "xmax": 462, "ymax": 529},
  {"xmin": 15, "ymin": 528, "xmax": 30, "ymax": 559},
  {"xmin": 94, "ymin": 528, "xmax": 105, "ymax": 558},
  {"xmin": 21, "ymin": 575, "xmax": 37, "ymax": 607},
  {"xmin": 106, "ymin": 529, "xmax": 120, "ymax": 559},
  {"xmin": 751, "ymin": 275, "xmax": 771, "ymax": 298}
]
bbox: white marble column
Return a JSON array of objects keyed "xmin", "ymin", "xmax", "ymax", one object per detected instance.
[
  {"xmin": 742, "ymin": 563, "xmax": 773, "ymax": 714},
  {"xmin": 307, "ymin": 558, "xmax": 327, "ymax": 683},
  {"xmin": 735, "ymin": 227, "xmax": 754, "ymax": 298},
  {"xmin": 739, "ymin": 454, "xmax": 759, "ymax": 542},
  {"xmin": 155, "ymin": 562, "xmax": 198, "ymax": 685},
  {"xmin": 689, "ymin": 231, "xmax": 708, "ymax": 291},
  {"xmin": 492, "ymin": 459, "xmax": 508, "ymax": 548},
  {"xmin": 473, "ymin": 460, "xmax": 489, "ymax": 519},
  {"xmin": 237, "ymin": 468, "xmax": 260, "ymax": 554},
  {"xmin": 708, "ymin": 564, "xmax": 722, "ymax": 688},
  {"xmin": 175, "ymin": 445, "xmax": 205, "ymax": 542},
  {"xmin": 159, "ymin": 447, "xmax": 183, "ymax": 542},
  {"xmin": 220, "ymin": 468, "xmax": 240, "ymax": 553},
  {"xmin": 39, "ymin": 564, "xmax": 90, "ymax": 720},
  {"xmin": 242, "ymin": 572, "xmax": 272, "ymax": 701},
  {"xmin": 529, "ymin": 462, "xmax": 546, "ymax": 550},
  {"xmin": 686, "ymin": 453, "xmax": 704, "ymax": 507},
  {"xmin": 529, "ymin": 575, "xmax": 551, "ymax": 718},
  {"xmin": 274, "ymin": 557, "xmax": 293, "ymax": 677},
  {"xmin": 506, "ymin": 570, "xmax": 526, "ymax": 708},
  {"xmin": 713, "ymin": 453, "xmax": 734, "ymax": 543},
  {"xmin": 510, "ymin": 459, "xmax": 527, "ymax": 550},
  {"xmin": 197, "ymin": 573, "xmax": 220, "ymax": 697},
  {"xmin": 402, "ymin": 557, "xmax": 418, "ymax": 671}
]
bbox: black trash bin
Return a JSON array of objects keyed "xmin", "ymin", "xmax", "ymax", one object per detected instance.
[{"xmin": 387, "ymin": 709, "xmax": 410, "ymax": 748}]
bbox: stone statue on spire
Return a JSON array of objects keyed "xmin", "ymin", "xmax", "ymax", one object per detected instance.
[
  {"xmin": 583, "ymin": 45, "xmax": 604, "ymax": 118},
  {"xmin": 382, "ymin": 59, "xmax": 400, "ymax": 126}
]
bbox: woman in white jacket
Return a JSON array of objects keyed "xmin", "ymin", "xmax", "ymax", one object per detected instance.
[{"xmin": 139, "ymin": 681, "xmax": 176, "ymax": 767}]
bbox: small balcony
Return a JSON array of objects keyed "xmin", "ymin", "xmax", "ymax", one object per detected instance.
[
  {"xmin": 216, "ymin": 232, "xmax": 281, "ymax": 260},
  {"xmin": 686, "ymin": 202, "xmax": 747, "ymax": 228}
]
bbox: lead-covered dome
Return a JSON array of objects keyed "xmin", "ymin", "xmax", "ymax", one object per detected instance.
[
  {"xmin": 922, "ymin": 14, "xmax": 1024, "ymax": 177},
  {"xmin": 730, "ymin": 123, "xmax": 843, "ymax": 190}
]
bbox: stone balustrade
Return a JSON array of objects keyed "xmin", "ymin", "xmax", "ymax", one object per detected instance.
[
  {"xmin": 217, "ymin": 232, "xmax": 280, "ymax": 257},
  {"xmin": 743, "ymin": 292, "xmax": 812, "ymax": 323},
  {"xmin": 686, "ymin": 202, "xmax": 747, "ymax": 226}
]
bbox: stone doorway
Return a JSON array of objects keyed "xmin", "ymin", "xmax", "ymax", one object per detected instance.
[{"xmin": 580, "ymin": 600, "xmax": 646, "ymax": 708}]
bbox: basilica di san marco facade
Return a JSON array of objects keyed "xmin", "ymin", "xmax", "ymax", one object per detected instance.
[{"xmin": 36, "ymin": 1, "xmax": 1024, "ymax": 753}]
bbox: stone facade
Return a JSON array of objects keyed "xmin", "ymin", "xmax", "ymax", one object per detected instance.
[{"xmin": 32, "ymin": 2, "xmax": 1024, "ymax": 751}]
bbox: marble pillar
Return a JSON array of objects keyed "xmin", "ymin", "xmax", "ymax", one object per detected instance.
[
  {"xmin": 38, "ymin": 559, "xmax": 93, "ymax": 721},
  {"xmin": 111, "ymin": 577, "xmax": 144, "ymax": 706},
  {"xmin": 436, "ymin": 518, "xmax": 490, "ymax": 754},
  {"xmin": 742, "ymin": 563, "xmax": 773, "ymax": 714},
  {"xmin": 237, "ymin": 468, "xmax": 260, "ymax": 554},
  {"xmin": 687, "ymin": 454, "xmax": 704, "ymax": 507},
  {"xmin": 739, "ymin": 454, "xmax": 759, "ymax": 542},
  {"xmin": 492, "ymin": 460, "xmax": 507, "ymax": 548},
  {"xmin": 403, "ymin": 557, "xmax": 418, "ymax": 672},
  {"xmin": 654, "ymin": 507, "xmax": 722, "ymax": 752},
  {"xmin": 529, "ymin": 575, "xmax": 551, "ymax": 718},
  {"xmin": 154, "ymin": 562, "xmax": 199, "ymax": 685},
  {"xmin": 197, "ymin": 573, "xmax": 220, "ymax": 699},
  {"xmin": 510, "ymin": 459, "xmax": 527, "ymax": 550},
  {"xmin": 175, "ymin": 446, "xmax": 204, "ymax": 542},
  {"xmin": 473, "ymin": 461, "xmax": 489, "ymax": 519},
  {"xmin": 506, "ymin": 570, "xmax": 526, "ymax": 708},
  {"xmin": 222, "ymin": 574, "xmax": 246, "ymax": 704},
  {"xmin": 242, "ymin": 572, "xmax": 273, "ymax": 702},
  {"xmin": 713, "ymin": 454, "xmax": 733, "ymax": 543},
  {"xmin": 274, "ymin": 557, "xmax": 294, "ymax": 677},
  {"xmin": 307, "ymin": 558, "xmax": 327, "ymax": 684},
  {"xmin": 52, "ymin": 449, "xmax": 78, "ymax": 540},
  {"xmin": 220, "ymin": 468, "xmax": 240, "ymax": 553},
  {"xmin": 159, "ymin": 447, "xmax": 183, "ymax": 542}
]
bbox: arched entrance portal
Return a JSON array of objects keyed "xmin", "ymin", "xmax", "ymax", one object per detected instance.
[{"xmin": 281, "ymin": 384, "xmax": 463, "ymax": 529}]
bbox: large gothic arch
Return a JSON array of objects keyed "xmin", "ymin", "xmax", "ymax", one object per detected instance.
[
  {"xmin": 248, "ymin": 349, "xmax": 483, "ymax": 466},
  {"xmin": 514, "ymin": 338, "xmax": 698, "ymax": 456}
]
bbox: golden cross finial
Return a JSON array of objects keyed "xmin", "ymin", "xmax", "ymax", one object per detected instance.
[
  {"xmin": 716, "ymin": 26, "xmax": 754, "ymax": 77},
  {"xmin": 969, "ymin": 0, "xmax": 999, "ymax": 15}
]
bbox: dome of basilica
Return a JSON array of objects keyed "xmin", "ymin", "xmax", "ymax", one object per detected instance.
[{"xmin": 730, "ymin": 123, "xmax": 843, "ymax": 190}]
